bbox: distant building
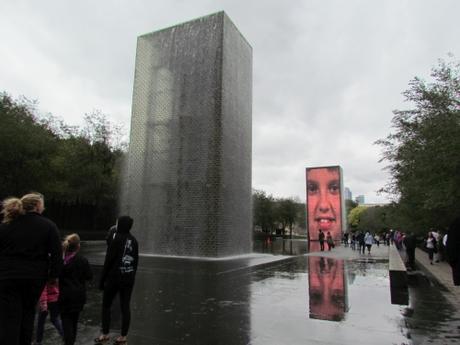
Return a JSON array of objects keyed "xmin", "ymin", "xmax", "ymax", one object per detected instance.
[
  {"xmin": 361, "ymin": 202, "xmax": 390, "ymax": 208},
  {"xmin": 355, "ymin": 195, "xmax": 365, "ymax": 204},
  {"xmin": 344, "ymin": 187, "xmax": 352, "ymax": 201}
]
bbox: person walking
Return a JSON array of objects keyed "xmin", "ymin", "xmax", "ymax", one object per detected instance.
[
  {"xmin": 351, "ymin": 233, "xmax": 356, "ymax": 250},
  {"xmin": 364, "ymin": 232, "xmax": 373, "ymax": 254},
  {"xmin": 394, "ymin": 231, "xmax": 402, "ymax": 250},
  {"xmin": 403, "ymin": 232, "xmax": 417, "ymax": 270},
  {"xmin": 318, "ymin": 229, "xmax": 325, "ymax": 251},
  {"xmin": 357, "ymin": 231, "xmax": 365, "ymax": 254},
  {"xmin": 0, "ymin": 193, "xmax": 62, "ymax": 345},
  {"xmin": 425, "ymin": 232, "xmax": 437, "ymax": 265},
  {"xmin": 374, "ymin": 234, "xmax": 380, "ymax": 247},
  {"xmin": 326, "ymin": 231, "xmax": 334, "ymax": 251},
  {"xmin": 446, "ymin": 217, "xmax": 460, "ymax": 286},
  {"xmin": 35, "ymin": 280, "xmax": 64, "ymax": 345},
  {"xmin": 95, "ymin": 216, "xmax": 139, "ymax": 345},
  {"xmin": 59, "ymin": 234, "xmax": 93, "ymax": 345},
  {"xmin": 343, "ymin": 232, "xmax": 349, "ymax": 247},
  {"xmin": 432, "ymin": 229, "xmax": 441, "ymax": 262}
]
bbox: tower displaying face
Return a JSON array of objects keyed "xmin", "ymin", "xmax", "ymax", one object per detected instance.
[{"xmin": 306, "ymin": 166, "xmax": 343, "ymax": 242}]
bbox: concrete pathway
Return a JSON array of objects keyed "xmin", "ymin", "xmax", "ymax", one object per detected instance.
[
  {"xmin": 414, "ymin": 248, "xmax": 460, "ymax": 305},
  {"xmin": 306, "ymin": 242, "xmax": 390, "ymax": 260}
]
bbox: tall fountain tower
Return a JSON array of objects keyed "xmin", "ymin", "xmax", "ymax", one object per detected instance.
[{"xmin": 122, "ymin": 12, "xmax": 252, "ymax": 257}]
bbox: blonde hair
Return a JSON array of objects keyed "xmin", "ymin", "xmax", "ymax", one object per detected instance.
[
  {"xmin": 63, "ymin": 233, "xmax": 81, "ymax": 253},
  {"xmin": 20, "ymin": 193, "xmax": 44, "ymax": 212},
  {"xmin": 1, "ymin": 197, "xmax": 25, "ymax": 223}
]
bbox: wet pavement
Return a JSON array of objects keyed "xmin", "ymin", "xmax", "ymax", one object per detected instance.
[
  {"xmin": 413, "ymin": 248, "xmax": 460, "ymax": 303},
  {"xmin": 37, "ymin": 240, "xmax": 460, "ymax": 345}
]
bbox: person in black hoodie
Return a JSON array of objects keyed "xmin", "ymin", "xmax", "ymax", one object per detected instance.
[
  {"xmin": 403, "ymin": 232, "xmax": 417, "ymax": 270},
  {"xmin": 95, "ymin": 216, "xmax": 139, "ymax": 345},
  {"xmin": 59, "ymin": 233, "xmax": 93, "ymax": 345},
  {"xmin": 0, "ymin": 193, "xmax": 62, "ymax": 345},
  {"xmin": 446, "ymin": 217, "xmax": 460, "ymax": 286}
]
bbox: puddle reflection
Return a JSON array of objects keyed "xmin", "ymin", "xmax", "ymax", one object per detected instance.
[
  {"xmin": 308, "ymin": 256, "xmax": 348, "ymax": 322},
  {"xmin": 253, "ymin": 238, "xmax": 308, "ymax": 255}
]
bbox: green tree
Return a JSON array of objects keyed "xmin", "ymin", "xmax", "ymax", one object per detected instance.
[
  {"xmin": 348, "ymin": 205, "xmax": 367, "ymax": 229},
  {"xmin": 345, "ymin": 199, "xmax": 358, "ymax": 230},
  {"xmin": 296, "ymin": 201, "xmax": 306, "ymax": 231},
  {"xmin": 253, "ymin": 189, "xmax": 277, "ymax": 233},
  {"xmin": 49, "ymin": 112, "xmax": 123, "ymax": 205},
  {"xmin": 0, "ymin": 93, "xmax": 126, "ymax": 231},
  {"xmin": 252, "ymin": 191, "xmax": 306, "ymax": 236},
  {"xmin": 377, "ymin": 58, "xmax": 460, "ymax": 233},
  {"xmin": 277, "ymin": 197, "xmax": 298, "ymax": 238},
  {"xmin": 358, "ymin": 206, "xmax": 386, "ymax": 233},
  {"xmin": 0, "ymin": 93, "xmax": 58, "ymax": 198}
]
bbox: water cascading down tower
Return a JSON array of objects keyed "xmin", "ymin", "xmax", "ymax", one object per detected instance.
[{"xmin": 122, "ymin": 12, "xmax": 252, "ymax": 257}]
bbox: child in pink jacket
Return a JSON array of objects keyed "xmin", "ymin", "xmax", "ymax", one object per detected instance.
[{"xmin": 35, "ymin": 281, "xmax": 64, "ymax": 345}]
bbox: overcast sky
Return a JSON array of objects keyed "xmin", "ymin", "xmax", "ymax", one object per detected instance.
[{"xmin": 2, "ymin": 0, "xmax": 459, "ymax": 203}]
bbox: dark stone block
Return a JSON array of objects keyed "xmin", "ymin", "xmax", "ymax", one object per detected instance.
[{"xmin": 389, "ymin": 245, "xmax": 408, "ymax": 305}]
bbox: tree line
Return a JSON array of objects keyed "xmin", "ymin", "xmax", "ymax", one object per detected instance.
[
  {"xmin": 1, "ymin": 92, "xmax": 308, "ymax": 237},
  {"xmin": 252, "ymin": 189, "xmax": 306, "ymax": 238},
  {"xmin": 345, "ymin": 58, "xmax": 460, "ymax": 237},
  {"xmin": 0, "ymin": 93, "xmax": 126, "ymax": 233},
  {"xmin": 347, "ymin": 202, "xmax": 402, "ymax": 235},
  {"xmin": 374, "ymin": 57, "xmax": 460, "ymax": 236}
]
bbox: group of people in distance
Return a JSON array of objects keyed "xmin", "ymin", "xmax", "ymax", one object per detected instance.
[
  {"xmin": 0, "ymin": 192, "xmax": 139, "ymax": 345},
  {"xmin": 424, "ymin": 224, "xmax": 460, "ymax": 286},
  {"xmin": 305, "ymin": 165, "xmax": 460, "ymax": 287},
  {"xmin": 326, "ymin": 225, "xmax": 460, "ymax": 287},
  {"xmin": 381, "ymin": 226, "xmax": 460, "ymax": 286},
  {"xmin": 317, "ymin": 229, "xmax": 335, "ymax": 251},
  {"xmin": 342, "ymin": 231, "xmax": 377, "ymax": 254}
]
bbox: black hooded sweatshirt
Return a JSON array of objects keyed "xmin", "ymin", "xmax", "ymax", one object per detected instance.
[
  {"xmin": 59, "ymin": 253, "xmax": 93, "ymax": 313},
  {"xmin": 99, "ymin": 220, "xmax": 139, "ymax": 289},
  {"xmin": 0, "ymin": 212, "xmax": 62, "ymax": 280},
  {"xmin": 446, "ymin": 217, "xmax": 460, "ymax": 266}
]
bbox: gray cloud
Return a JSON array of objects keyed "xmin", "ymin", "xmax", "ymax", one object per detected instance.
[{"xmin": 2, "ymin": 0, "xmax": 459, "ymax": 203}]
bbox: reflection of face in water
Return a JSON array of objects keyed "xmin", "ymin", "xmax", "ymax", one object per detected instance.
[
  {"xmin": 308, "ymin": 257, "xmax": 346, "ymax": 321},
  {"xmin": 307, "ymin": 167, "xmax": 342, "ymax": 241}
]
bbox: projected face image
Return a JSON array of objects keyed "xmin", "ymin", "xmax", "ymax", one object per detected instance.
[
  {"xmin": 308, "ymin": 257, "xmax": 347, "ymax": 321},
  {"xmin": 307, "ymin": 167, "xmax": 342, "ymax": 241}
]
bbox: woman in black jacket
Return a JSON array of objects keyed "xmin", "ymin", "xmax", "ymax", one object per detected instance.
[
  {"xmin": 59, "ymin": 233, "xmax": 93, "ymax": 345},
  {"xmin": 0, "ymin": 193, "xmax": 62, "ymax": 345},
  {"xmin": 95, "ymin": 216, "xmax": 139, "ymax": 345}
]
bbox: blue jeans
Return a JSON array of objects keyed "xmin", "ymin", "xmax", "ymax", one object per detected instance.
[{"xmin": 36, "ymin": 302, "xmax": 64, "ymax": 343}]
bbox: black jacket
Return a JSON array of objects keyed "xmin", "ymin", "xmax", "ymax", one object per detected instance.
[
  {"xmin": 100, "ymin": 229, "xmax": 138, "ymax": 289},
  {"xmin": 446, "ymin": 217, "xmax": 460, "ymax": 265},
  {"xmin": 59, "ymin": 253, "xmax": 93, "ymax": 313},
  {"xmin": 318, "ymin": 231, "xmax": 325, "ymax": 242},
  {"xmin": 403, "ymin": 234, "xmax": 417, "ymax": 250},
  {"xmin": 0, "ymin": 212, "xmax": 62, "ymax": 280}
]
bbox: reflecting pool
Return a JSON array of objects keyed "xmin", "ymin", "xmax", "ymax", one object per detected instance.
[{"xmin": 37, "ymin": 240, "xmax": 459, "ymax": 344}]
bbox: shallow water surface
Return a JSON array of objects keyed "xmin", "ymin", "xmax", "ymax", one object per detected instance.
[{"xmin": 38, "ymin": 241, "xmax": 459, "ymax": 344}]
